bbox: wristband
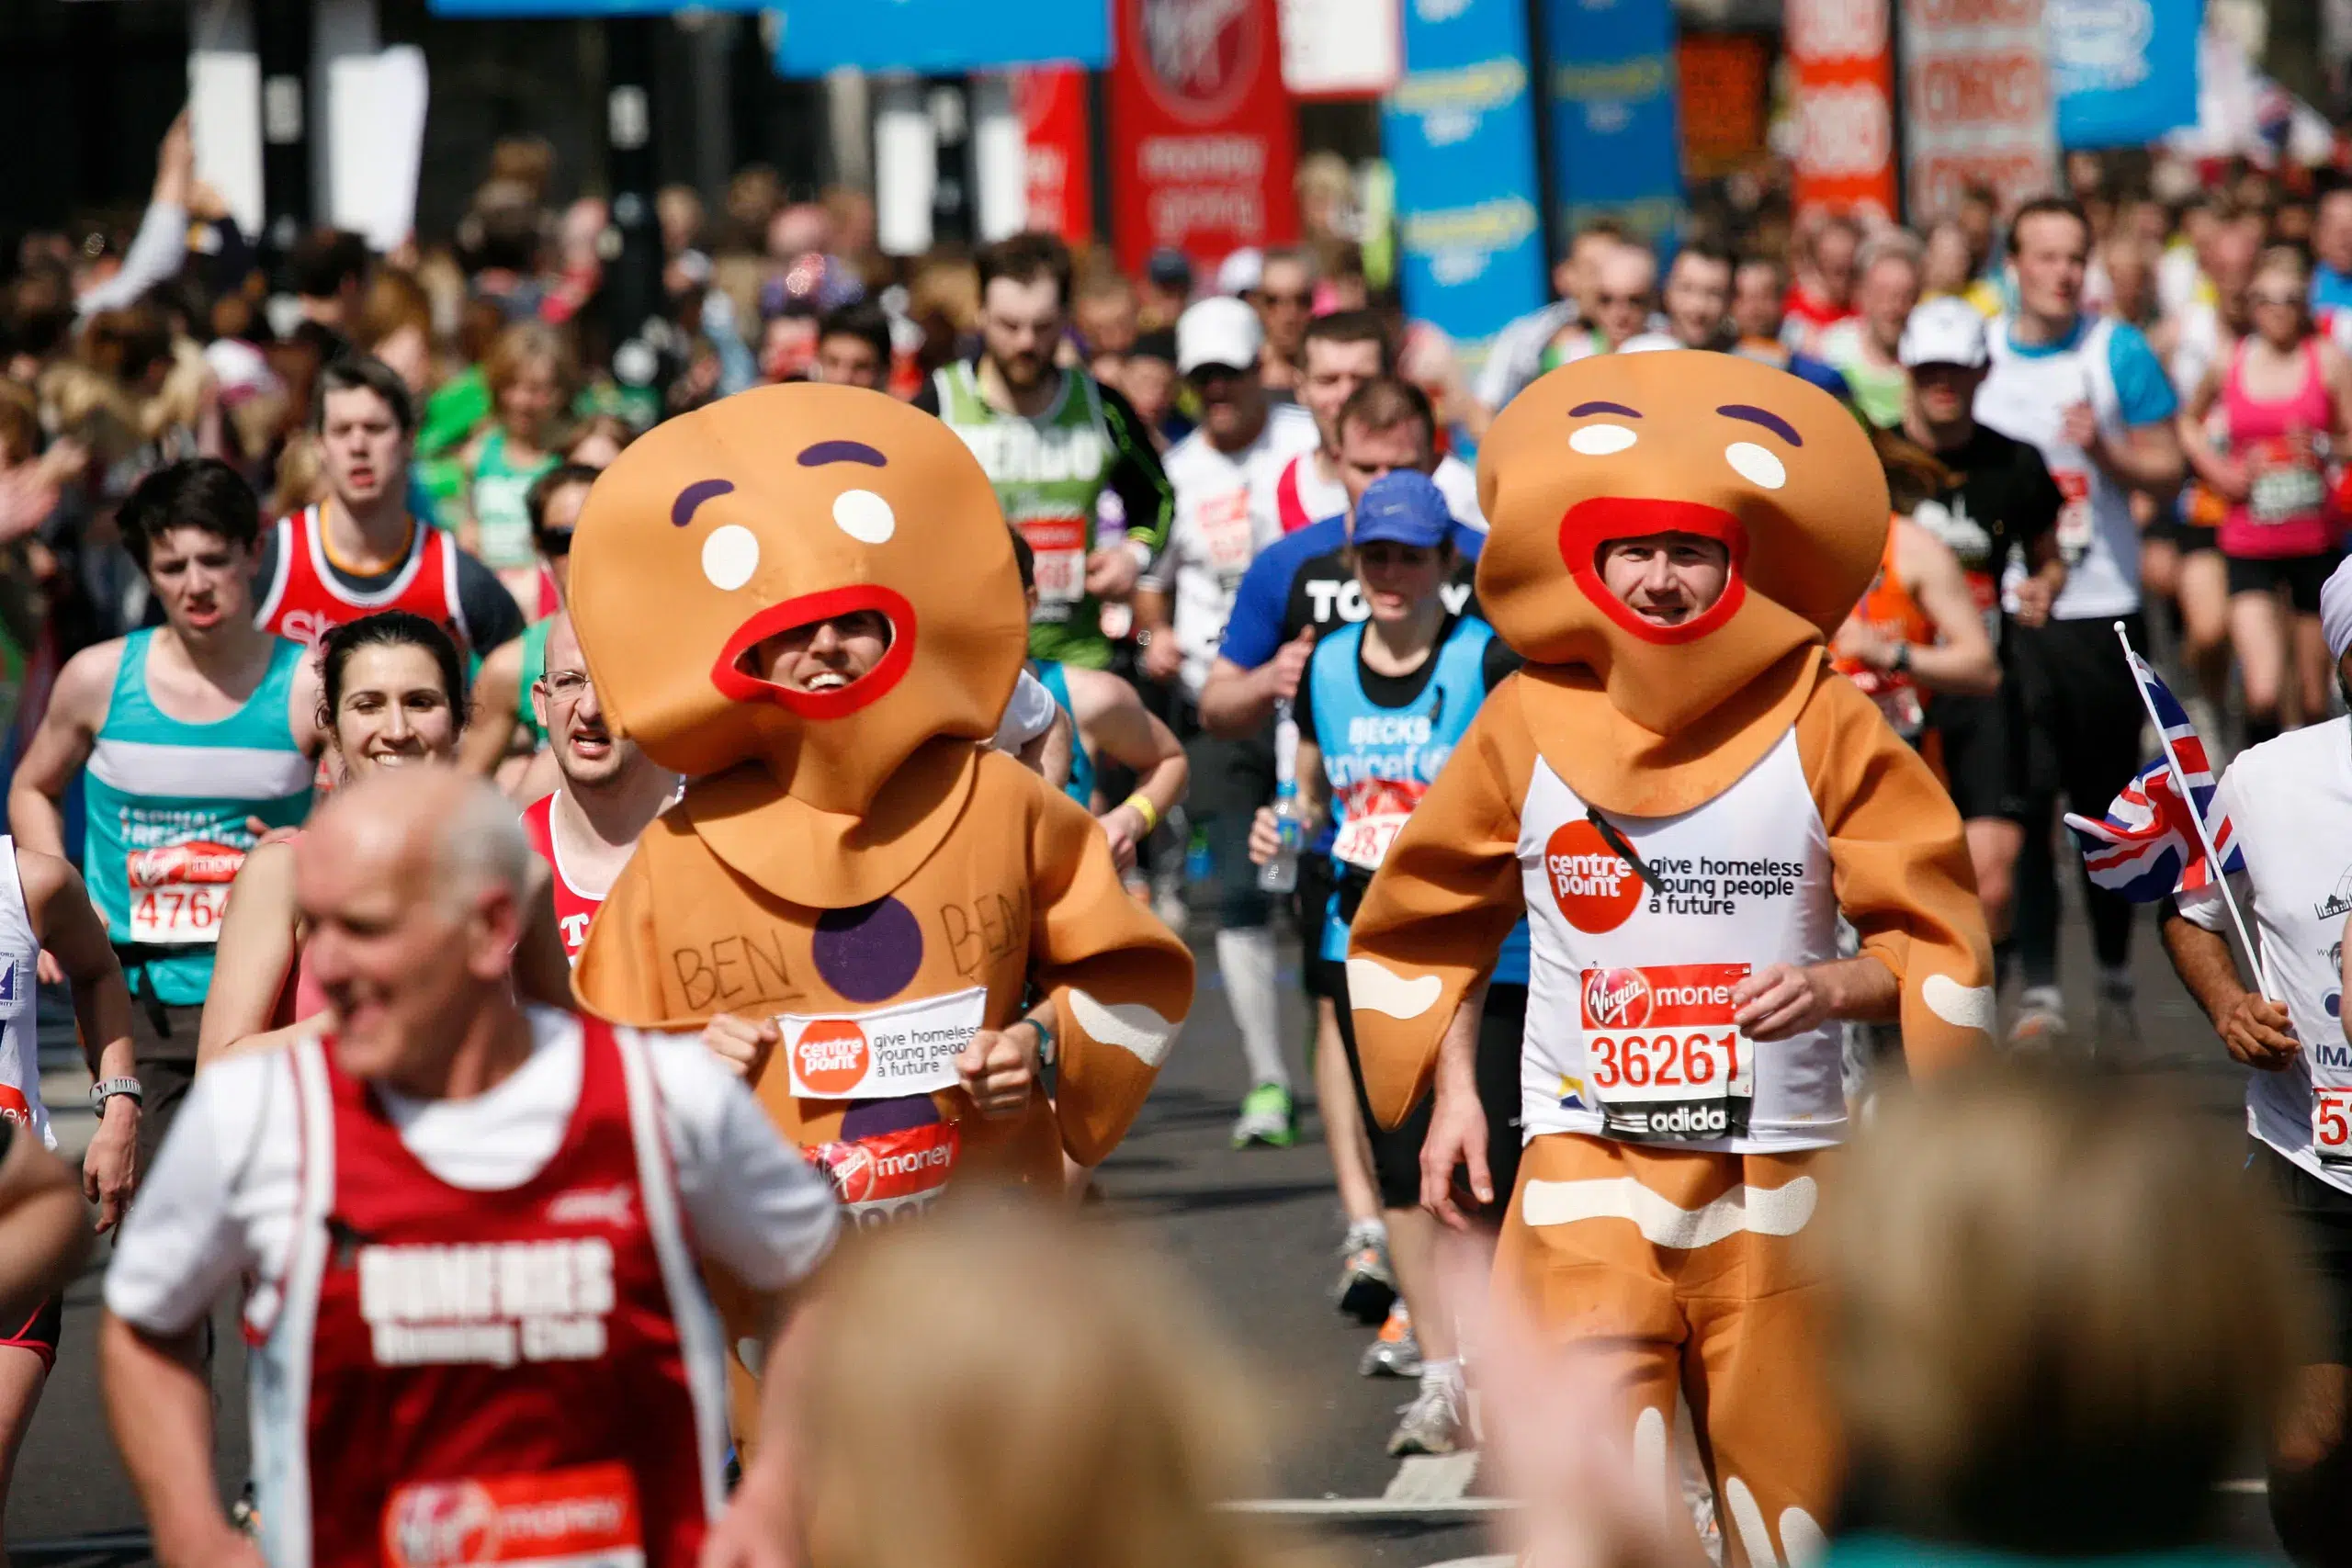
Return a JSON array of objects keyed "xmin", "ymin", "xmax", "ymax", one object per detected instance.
[
  {"xmin": 1891, "ymin": 643, "xmax": 1913, "ymax": 676},
  {"xmin": 1122, "ymin": 792, "xmax": 1160, "ymax": 836},
  {"xmin": 1021, "ymin": 1014, "xmax": 1057, "ymax": 1068}
]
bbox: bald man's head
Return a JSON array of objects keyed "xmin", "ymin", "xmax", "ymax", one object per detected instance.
[{"xmin": 298, "ymin": 768, "xmax": 536, "ymax": 1090}]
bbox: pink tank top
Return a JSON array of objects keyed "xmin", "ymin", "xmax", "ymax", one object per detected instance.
[{"xmin": 2222, "ymin": 338, "xmax": 2338, "ymax": 558}]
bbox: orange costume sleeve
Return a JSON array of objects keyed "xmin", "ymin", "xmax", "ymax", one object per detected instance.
[
  {"xmin": 1345, "ymin": 683, "xmax": 1539, "ymax": 1131},
  {"xmin": 1792, "ymin": 671, "xmax": 1994, "ymax": 1076}
]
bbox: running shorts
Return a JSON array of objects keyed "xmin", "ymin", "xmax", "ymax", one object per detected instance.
[
  {"xmin": 0, "ymin": 1296, "xmax": 61, "ymax": 1373},
  {"xmin": 2225, "ymin": 550, "xmax": 2342, "ymax": 615},
  {"xmin": 1334, "ymin": 977, "xmax": 1527, "ymax": 1214},
  {"xmin": 1929, "ymin": 686, "xmax": 2030, "ymax": 824},
  {"xmin": 2256, "ymin": 1144, "xmax": 2352, "ymax": 1366}
]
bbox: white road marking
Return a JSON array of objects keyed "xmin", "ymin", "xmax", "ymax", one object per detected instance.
[
  {"xmin": 1383, "ymin": 1451, "xmax": 1480, "ymax": 1503},
  {"xmin": 1214, "ymin": 1478, "xmax": 2273, "ymax": 1520}
]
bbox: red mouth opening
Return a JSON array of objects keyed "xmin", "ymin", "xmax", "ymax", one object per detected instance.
[
  {"xmin": 710, "ymin": 584, "xmax": 919, "ymax": 720},
  {"xmin": 1558, "ymin": 497, "xmax": 1751, "ymax": 647}
]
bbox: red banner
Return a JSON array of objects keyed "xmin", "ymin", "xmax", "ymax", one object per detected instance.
[
  {"xmin": 1784, "ymin": 0, "xmax": 1897, "ymax": 220},
  {"xmin": 1017, "ymin": 66, "xmax": 1094, "ymax": 242},
  {"xmin": 1108, "ymin": 0, "xmax": 1299, "ymax": 274},
  {"xmin": 1898, "ymin": 0, "xmax": 2055, "ymax": 225}
]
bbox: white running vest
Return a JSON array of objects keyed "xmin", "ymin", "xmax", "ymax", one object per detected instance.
[
  {"xmin": 1515, "ymin": 732, "xmax": 1846, "ymax": 1153},
  {"xmin": 0, "ymin": 840, "xmax": 52, "ymax": 1148},
  {"xmin": 1975, "ymin": 314, "xmax": 2141, "ymax": 621}
]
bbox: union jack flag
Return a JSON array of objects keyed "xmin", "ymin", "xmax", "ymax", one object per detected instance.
[{"xmin": 2064, "ymin": 654, "xmax": 2244, "ymax": 902}]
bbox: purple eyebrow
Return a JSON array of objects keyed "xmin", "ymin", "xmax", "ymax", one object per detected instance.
[
  {"xmin": 1718, "ymin": 405, "xmax": 1803, "ymax": 446},
  {"xmin": 1569, "ymin": 401, "xmax": 1641, "ymax": 418},
  {"xmin": 797, "ymin": 440, "xmax": 888, "ymax": 468},
  {"xmin": 671, "ymin": 479, "xmax": 735, "ymax": 527}
]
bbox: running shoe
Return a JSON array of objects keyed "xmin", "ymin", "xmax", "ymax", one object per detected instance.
[
  {"xmin": 1230, "ymin": 1082, "xmax": 1296, "ymax": 1148},
  {"xmin": 1332, "ymin": 1222, "xmax": 1397, "ymax": 1323},
  {"xmin": 1359, "ymin": 1301, "xmax": 1422, "ymax": 1379},
  {"xmin": 1387, "ymin": 1372, "xmax": 1467, "ymax": 1456},
  {"xmin": 2007, "ymin": 985, "xmax": 2067, "ymax": 1054}
]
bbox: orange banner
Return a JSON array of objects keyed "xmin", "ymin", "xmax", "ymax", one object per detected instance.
[
  {"xmin": 1784, "ymin": 0, "xmax": 1896, "ymax": 219},
  {"xmin": 1679, "ymin": 33, "xmax": 1770, "ymax": 176}
]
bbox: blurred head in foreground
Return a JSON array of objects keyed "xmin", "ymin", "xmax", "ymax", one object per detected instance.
[
  {"xmin": 1822, "ymin": 1070, "xmax": 2309, "ymax": 1554},
  {"xmin": 790, "ymin": 1202, "xmax": 1275, "ymax": 1568}
]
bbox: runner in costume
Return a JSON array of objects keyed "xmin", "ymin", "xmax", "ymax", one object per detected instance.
[
  {"xmin": 916, "ymin": 231, "xmax": 1173, "ymax": 671},
  {"xmin": 1349, "ymin": 351, "xmax": 1994, "ymax": 1566},
  {"xmin": 101, "ymin": 771, "xmax": 839, "ymax": 1568},
  {"xmin": 7, "ymin": 460, "xmax": 322, "ymax": 1167},
  {"xmin": 254, "ymin": 358, "xmax": 525, "ymax": 658},
  {"xmin": 563, "ymin": 384, "xmax": 1193, "ymax": 1438}
]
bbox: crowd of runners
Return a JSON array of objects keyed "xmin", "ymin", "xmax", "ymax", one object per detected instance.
[{"xmin": 1, "ymin": 111, "xmax": 2352, "ymax": 1566}]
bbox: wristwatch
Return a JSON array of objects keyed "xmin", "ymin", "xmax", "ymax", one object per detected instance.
[
  {"xmin": 1891, "ymin": 643, "xmax": 1914, "ymax": 676},
  {"xmin": 90, "ymin": 1077, "xmax": 142, "ymax": 1115}
]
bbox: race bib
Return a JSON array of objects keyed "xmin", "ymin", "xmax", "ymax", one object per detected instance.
[
  {"xmin": 2051, "ymin": 468, "xmax": 2094, "ymax": 563},
  {"xmin": 2315, "ymin": 1088, "xmax": 2352, "ymax": 1164},
  {"xmin": 780, "ymin": 987, "xmax": 987, "ymax": 1101},
  {"xmin": 1194, "ymin": 488, "xmax": 1257, "ymax": 581},
  {"xmin": 1017, "ymin": 516, "xmax": 1089, "ymax": 605},
  {"xmin": 1330, "ymin": 812, "xmax": 1410, "ymax": 872},
  {"xmin": 804, "ymin": 1117, "xmax": 961, "ymax": 1228},
  {"xmin": 1962, "ymin": 570, "xmax": 2001, "ymax": 642},
  {"xmin": 126, "ymin": 840, "xmax": 244, "ymax": 945},
  {"xmin": 1579, "ymin": 963, "xmax": 1756, "ymax": 1144},
  {"xmin": 382, "ymin": 1461, "xmax": 643, "ymax": 1568},
  {"xmin": 2248, "ymin": 438, "xmax": 2326, "ymax": 524}
]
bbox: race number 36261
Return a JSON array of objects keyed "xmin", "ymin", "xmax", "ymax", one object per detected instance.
[
  {"xmin": 2315, "ymin": 1089, "xmax": 2352, "ymax": 1162},
  {"xmin": 1578, "ymin": 963, "xmax": 1756, "ymax": 1141}
]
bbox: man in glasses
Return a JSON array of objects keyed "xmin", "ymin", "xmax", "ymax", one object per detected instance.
[
  {"xmin": 519, "ymin": 614, "xmax": 680, "ymax": 964},
  {"xmin": 462, "ymin": 462, "xmax": 599, "ymax": 781},
  {"xmin": 1250, "ymin": 249, "xmax": 1317, "ymax": 400}
]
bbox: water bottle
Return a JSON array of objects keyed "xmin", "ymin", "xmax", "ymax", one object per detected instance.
[{"xmin": 1258, "ymin": 702, "xmax": 1305, "ymax": 895}]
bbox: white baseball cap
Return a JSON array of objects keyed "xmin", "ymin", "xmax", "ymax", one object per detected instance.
[
  {"xmin": 1899, "ymin": 297, "xmax": 1991, "ymax": 370},
  {"xmin": 1177, "ymin": 296, "xmax": 1264, "ymax": 376},
  {"xmin": 1216, "ymin": 247, "xmax": 1265, "ymax": 297}
]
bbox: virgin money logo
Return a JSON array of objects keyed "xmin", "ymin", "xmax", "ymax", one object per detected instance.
[
  {"xmin": 808, "ymin": 1122, "xmax": 959, "ymax": 1209},
  {"xmin": 127, "ymin": 841, "xmax": 243, "ymax": 888},
  {"xmin": 384, "ymin": 1481, "xmax": 498, "ymax": 1568},
  {"xmin": 1139, "ymin": 0, "xmax": 1261, "ymax": 122},
  {"xmin": 1582, "ymin": 967, "xmax": 1653, "ymax": 1029}
]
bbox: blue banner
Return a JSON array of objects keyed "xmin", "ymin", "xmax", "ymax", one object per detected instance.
[
  {"xmin": 2052, "ymin": 0, "xmax": 2201, "ymax": 149},
  {"xmin": 775, "ymin": 0, "xmax": 1109, "ymax": 75},
  {"xmin": 1382, "ymin": 0, "xmax": 1549, "ymax": 365},
  {"xmin": 1541, "ymin": 0, "xmax": 1683, "ymax": 245}
]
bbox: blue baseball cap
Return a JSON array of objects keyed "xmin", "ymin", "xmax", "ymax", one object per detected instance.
[{"xmin": 1351, "ymin": 470, "xmax": 1453, "ymax": 550}]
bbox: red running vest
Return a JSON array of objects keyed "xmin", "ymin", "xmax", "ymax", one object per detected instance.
[
  {"xmin": 520, "ymin": 794, "xmax": 605, "ymax": 964},
  {"xmin": 277, "ymin": 1021, "xmax": 722, "ymax": 1568},
  {"xmin": 255, "ymin": 506, "xmax": 471, "ymax": 650}
]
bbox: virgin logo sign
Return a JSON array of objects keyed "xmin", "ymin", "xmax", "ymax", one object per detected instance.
[{"xmin": 1140, "ymin": 0, "xmax": 1261, "ymax": 122}]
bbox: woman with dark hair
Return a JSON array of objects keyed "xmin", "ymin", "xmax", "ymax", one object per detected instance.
[{"xmin": 198, "ymin": 612, "xmax": 570, "ymax": 1063}]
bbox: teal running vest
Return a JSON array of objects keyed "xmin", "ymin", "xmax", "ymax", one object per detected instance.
[
  {"xmin": 83, "ymin": 632, "xmax": 315, "ymax": 1006},
  {"xmin": 1032, "ymin": 660, "xmax": 1094, "ymax": 807}
]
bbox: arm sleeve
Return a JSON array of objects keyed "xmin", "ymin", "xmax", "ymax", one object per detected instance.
[
  {"xmin": 1794, "ymin": 673, "xmax": 1996, "ymax": 1077},
  {"xmin": 1289, "ymin": 654, "xmax": 1317, "ymax": 739},
  {"xmin": 991, "ymin": 669, "xmax": 1060, "ymax": 752},
  {"xmin": 76, "ymin": 201, "xmax": 189, "ymax": 321},
  {"xmin": 2109, "ymin": 322, "xmax": 2181, "ymax": 426},
  {"xmin": 1098, "ymin": 382, "xmax": 1174, "ymax": 555},
  {"xmin": 455, "ymin": 549, "xmax": 527, "ymax": 652},
  {"xmin": 102, "ymin": 1057, "xmax": 271, "ymax": 1334},
  {"xmin": 1017, "ymin": 762, "xmax": 1196, "ymax": 1166},
  {"xmin": 1217, "ymin": 544, "xmax": 1293, "ymax": 671},
  {"xmin": 1343, "ymin": 686, "xmax": 1534, "ymax": 1127},
  {"xmin": 650, "ymin": 1037, "xmax": 839, "ymax": 1291}
]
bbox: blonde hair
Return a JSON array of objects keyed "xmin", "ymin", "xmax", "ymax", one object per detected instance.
[
  {"xmin": 483, "ymin": 321, "xmax": 579, "ymax": 406},
  {"xmin": 1822, "ymin": 1069, "xmax": 2309, "ymax": 1552},
  {"xmin": 791, "ymin": 1202, "xmax": 1281, "ymax": 1568}
]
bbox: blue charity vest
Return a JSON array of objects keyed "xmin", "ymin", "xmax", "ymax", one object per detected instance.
[
  {"xmin": 82, "ymin": 631, "xmax": 315, "ymax": 1006},
  {"xmin": 1307, "ymin": 617, "xmax": 1530, "ymax": 979},
  {"xmin": 1033, "ymin": 660, "xmax": 1095, "ymax": 807}
]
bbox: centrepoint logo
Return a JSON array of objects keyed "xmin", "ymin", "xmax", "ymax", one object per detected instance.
[
  {"xmin": 794, "ymin": 1020, "xmax": 869, "ymax": 1096},
  {"xmin": 1583, "ymin": 967, "xmax": 1653, "ymax": 1028},
  {"xmin": 1545, "ymin": 819, "xmax": 1643, "ymax": 932}
]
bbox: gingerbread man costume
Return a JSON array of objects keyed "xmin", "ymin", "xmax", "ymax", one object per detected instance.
[
  {"xmin": 564, "ymin": 385, "xmax": 1193, "ymax": 1423},
  {"xmin": 1345, "ymin": 353, "xmax": 1993, "ymax": 1565}
]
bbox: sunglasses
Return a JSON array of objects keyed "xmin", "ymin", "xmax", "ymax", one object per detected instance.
[
  {"xmin": 1598, "ymin": 292, "xmax": 1648, "ymax": 308},
  {"xmin": 534, "ymin": 526, "xmax": 574, "ymax": 558},
  {"xmin": 2249, "ymin": 292, "xmax": 2304, "ymax": 309},
  {"xmin": 1256, "ymin": 289, "xmax": 1312, "ymax": 308}
]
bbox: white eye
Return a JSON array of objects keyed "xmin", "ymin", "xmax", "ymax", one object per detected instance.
[
  {"xmin": 832, "ymin": 489, "xmax": 897, "ymax": 544},
  {"xmin": 1725, "ymin": 441, "xmax": 1787, "ymax": 490},
  {"xmin": 1569, "ymin": 423, "xmax": 1637, "ymax": 457},
  {"xmin": 700, "ymin": 524, "xmax": 760, "ymax": 592}
]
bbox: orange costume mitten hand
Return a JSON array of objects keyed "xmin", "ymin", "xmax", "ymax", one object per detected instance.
[{"xmin": 1795, "ymin": 673, "xmax": 1995, "ymax": 1073}]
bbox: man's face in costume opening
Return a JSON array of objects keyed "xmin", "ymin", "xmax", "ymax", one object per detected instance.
[{"xmin": 1597, "ymin": 533, "xmax": 1733, "ymax": 628}]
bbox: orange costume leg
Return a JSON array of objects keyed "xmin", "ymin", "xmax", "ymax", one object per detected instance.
[{"xmin": 1498, "ymin": 1136, "xmax": 1838, "ymax": 1568}]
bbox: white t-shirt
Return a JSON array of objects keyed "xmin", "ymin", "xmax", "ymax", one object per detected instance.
[
  {"xmin": 1144, "ymin": 405, "xmax": 1318, "ymax": 698},
  {"xmin": 991, "ymin": 668, "xmax": 1061, "ymax": 753},
  {"xmin": 2177, "ymin": 719, "xmax": 2352, "ymax": 1192},
  {"xmin": 105, "ymin": 1007, "xmax": 841, "ymax": 1336},
  {"xmin": 1256, "ymin": 449, "xmax": 1487, "ymax": 539}
]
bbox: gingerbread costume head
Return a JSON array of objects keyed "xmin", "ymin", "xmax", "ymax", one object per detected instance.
[
  {"xmin": 567, "ymin": 384, "xmax": 1026, "ymax": 817},
  {"xmin": 1476, "ymin": 351, "xmax": 1889, "ymax": 814}
]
